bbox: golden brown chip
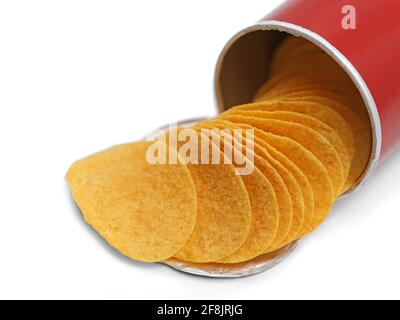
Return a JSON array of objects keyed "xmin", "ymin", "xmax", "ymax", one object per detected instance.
[
  {"xmin": 249, "ymin": 154, "xmax": 294, "ymax": 251},
  {"xmin": 254, "ymin": 71, "xmax": 346, "ymax": 102},
  {"xmin": 283, "ymin": 95, "xmax": 372, "ymax": 190},
  {"xmin": 193, "ymin": 123, "xmax": 280, "ymax": 263},
  {"xmin": 224, "ymin": 109, "xmax": 351, "ymax": 193},
  {"xmin": 213, "ymin": 119, "xmax": 334, "ymax": 236},
  {"xmin": 198, "ymin": 120, "xmax": 302, "ymax": 252},
  {"xmin": 246, "ymin": 137, "xmax": 303, "ymax": 249},
  {"xmin": 255, "ymin": 77, "xmax": 357, "ymax": 105},
  {"xmin": 172, "ymin": 129, "xmax": 253, "ymax": 263},
  {"xmin": 66, "ymin": 141, "xmax": 198, "ymax": 263},
  {"xmin": 219, "ymin": 114, "xmax": 345, "ymax": 196},
  {"xmin": 263, "ymin": 37, "xmax": 369, "ymax": 119},
  {"xmin": 205, "ymin": 119, "xmax": 313, "ymax": 248},
  {"xmin": 226, "ymin": 99, "xmax": 355, "ymax": 172},
  {"xmin": 257, "ymin": 136, "xmax": 315, "ymax": 244},
  {"xmin": 270, "ymin": 37, "xmax": 320, "ymax": 75},
  {"xmin": 190, "ymin": 126, "xmax": 294, "ymax": 252},
  {"xmin": 254, "ymin": 130, "xmax": 334, "ymax": 235}
]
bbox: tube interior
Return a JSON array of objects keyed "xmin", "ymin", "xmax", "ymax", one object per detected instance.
[{"xmin": 215, "ymin": 29, "xmax": 286, "ymax": 111}]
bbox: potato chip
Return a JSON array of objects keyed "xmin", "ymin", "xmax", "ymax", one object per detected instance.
[
  {"xmin": 66, "ymin": 141, "xmax": 198, "ymax": 263},
  {"xmin": 197, "ymin": 118, "xmax": 294, "ymax": 252},
  {"xmin": 256, "ymin": 135, "xmax": 315, "ymax": 244},
  {"xmin": 270, "ymin": 37, "xmax": 321, "ymax": 74},
  {"xmin": 189, "ymin": 126, "xmax": 294, "ymax": 252},
  {"xmin": 199, "ymin": 120, "xmax": 305, "ymax": 251},
  {"xmin": 272, "ymin": 54, "xmax": 342, "ymax": 78},
  {"xmin": 254, "ymin": 71, "xmax": 347, "ymax": 102},
  {"xmin": 246, "ymin": 140, "xmax": 303, "ymax": 247},
  {"xmin": 252, "ymin": 141, "xmax": 303, "ymax": 244},
  {"xmin": 249, "ymin": 153, "xmax": 294, "ymax": 251},
  {"xmin": 204, "ymin": 119, "xmax": 313, "ymax": 248},
  {"xmin": 255, "ymin": 75, "xmax": 358, "ymax": 105},
  {"xmin": 223, "ymin": 109, "xmax": 351, "ymax": 193},
  {"xmin": 193, "ymin": 123, "xmax": 280, "ymax": 263},
  {"xmin": 173, "ymin": 129, "xmax": 253, "ymax": 263},
  {"xmin": 259, "ymin": 51, "xmax": 370, "ymax": 123},
  {"xmin": 219, "ymin": 114, "xmax": 345, "ymax": 195},
  {"xmin": 263, "ymin": 37, "xmax": 367, "ymax": 114},
  {"xmin": 227, "ymin": 100, "xmax": 354, "ymax": 160},
  {"xmin": 212, "ymin": 119, "xmax": 334, "ymax": 236},
  {"xmin": 283, "ymin": 95, "xmax": 372, "ymax": 189},
  {"xmin": 272, "ymin": 53, "xmax": 342, "ymax": 80},
  {"xmin": 268, "ymin": 36, "xmax": 370, "ymax": 117}
]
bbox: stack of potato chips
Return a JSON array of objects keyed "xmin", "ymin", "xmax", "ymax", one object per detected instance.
[{"xmin": 67, "ymin": 37, "xmax": 372, "ymax": 265}]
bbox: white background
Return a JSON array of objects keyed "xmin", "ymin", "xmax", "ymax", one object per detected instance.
[{"xmin": 1, "ymin": 0, "xmax": 399, "ymax": 300}]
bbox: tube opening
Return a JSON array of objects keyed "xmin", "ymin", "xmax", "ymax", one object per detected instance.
[{"xmin": 214, "ymin": 21, "xmax": 382, "ymax": 194}]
